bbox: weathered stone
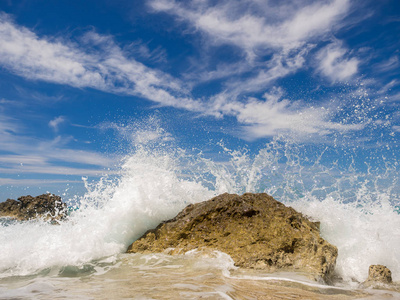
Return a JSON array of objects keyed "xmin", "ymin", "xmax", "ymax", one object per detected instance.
[
  {"xmin": 365, "ymin": 265, "xmax": 393, "ymax": 285},
  {"xmin": 127, "ymin": 193, "xmax": 338, "ymax": 282},
  {"xmin": 0, "ymin": 193, "xmax": 67, "ymax": 221}
]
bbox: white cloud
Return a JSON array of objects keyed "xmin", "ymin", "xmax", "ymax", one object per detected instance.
[
  {"xmin": 374, "ymin": 55, "xmax": 399, "ymax": 73},
  {"xmin": 0, "ymin": 143, "xmax": 116, "ymax": 177},
  {"xmin": 148, "ymin": 0, "xmax": 350, "ymax": 54},
  {"xmin": 239, "ymin": 102, "xmax": 363, "ymax": 140},
  {"xmin": 388, "ymin": 92, "xmax": 400, "ymax": 102},
  {"xmin": 208, "ymin": 87, "xmax": 364, "ymax": 139},
  {"xmin": 223, "ymin": 46, "xmax": 312, "ymax": 97},
  {"xmin": 0, "ymin": 15, "xmax": 105, "ymax": 89},
  {"xmin": 0, "ymin": 112, "xmax": 116, "ymax": 180},
  {"xmin": 148, "ymin": 0, "xmax": 354, "ymax": 94},
  {"xmin": 0, "ymin": 178, "xmax": 82, "ymax": 186},
  {"xmin": 378, "ymin": 79, "xmax": 399, "ymax": 94},
  {"xmin": 316, "ymin": 41, "xmax": 359, "ymax": 82},
  {"xmin": 0, "ymin": 8, "xmax": 364, "ymax": 146},
  {"xmin": 0, "ymin": 136, "xmax": 116, "ymax": 172},
  {"xmin": 45, "ymin": 147, "xmax": 115, "ymax": 168},
  {"xmin": 0, "ymin": 155, "xmax": 46, "ymax": 165},
  {"xmin": 0, "ymin": 165, "xmax": 113, "ymax": 176},
  {"xmin": 0, "ymin": 115, "xmax": 18, "ymax": 135},
  {"xmin": 49, "ymin": 116, "xmax": 66, "ymax": 132},
  {"xmin": 0, "ymin": 14, "xmax": 203, "ymax": 112},
  {"xmin": 125, "ymin": 40, "xmax": 167, "ymax": 64}
]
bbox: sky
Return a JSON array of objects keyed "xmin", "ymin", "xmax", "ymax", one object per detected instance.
[{"xmin": 0, "ymin": 0, "xmax": 399, "ymax": 200}]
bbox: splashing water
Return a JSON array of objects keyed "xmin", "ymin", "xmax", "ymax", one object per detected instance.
[
  {"xmin": 0, "ymin": 125, "xmax": 399, "ymax": 285},
  {"xmin": 0, "ymin": 146, "xmax": 214, "ymax": 278}
]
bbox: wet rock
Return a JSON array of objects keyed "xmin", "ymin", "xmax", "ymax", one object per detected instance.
[
  {"xmin": 364, "ymin": 265, "xmax": 393, "ymax": 285},
  {"xmin": 127, "ymin": 193, "xmax": 338, "ymax": 282},
  {"xmin": 0, "ymin": 193, "xmax": 67, "ymax": 221}
]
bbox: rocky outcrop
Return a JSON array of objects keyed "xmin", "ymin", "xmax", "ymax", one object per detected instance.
[
  {"xmin": 364, "ymin": 265, "xmax": 393, "ymax": 285},
  {"xmin": 0, "ymin": 194, "xmax": 67, "ymax": 221},
  {"xmin": 127, "ymin": 193, "xmax": 338, "ymax": 282}
]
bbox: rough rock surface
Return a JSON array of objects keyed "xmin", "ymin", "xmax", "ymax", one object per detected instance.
[
  {"xmin": 0, "ymin": 194, "xmax": 67, "ymax": 221},
  {"xmin": 127, "ymin": 193, "xmax": 338, "ymax": 282},
  {"xmin": 365, "ymin": 265, "xmax": 393, "ymax": 285}
]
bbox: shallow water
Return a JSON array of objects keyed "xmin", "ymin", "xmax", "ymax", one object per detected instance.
[{"xmin": 2, "ymin": 251, "xmax": 398, "ymax": 300}]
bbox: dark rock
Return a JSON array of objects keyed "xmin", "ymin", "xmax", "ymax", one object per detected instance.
[
  {"xmin": 127, "ymin": 192, "xmax": 338, "ymax": 282},
  {"xmin": 0, "ymin": 193, "xmax": 67, "ymax": 221}
]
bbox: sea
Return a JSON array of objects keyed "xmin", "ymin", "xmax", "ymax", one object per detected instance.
[{"xmin": 1, "ymin": 127, "xmax": 400, "ymax": 299}]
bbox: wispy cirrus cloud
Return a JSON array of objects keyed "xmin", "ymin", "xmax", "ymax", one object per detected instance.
[
  {"xmin": 374, "ymin": 55, "xmax": 399, "ymax": 74},
  {"xmin": 148, "ymin": 0, "xmax": 359, "ymax": 95},
  {"xmin": 207, "ymin": 87, "xmax": 364, "ymax": 140},
  {"xmin": 0, "ymin": 115, "xmax": 18, "ymax": 136},
  {"xmin": 222, "ymin": 46, "xmax": 313, "ymax": 98},
  {"xmin": 0, "ymin": 135, "xmax": 116, "ymax": 170},
  {"xmin": 0, "ymin": 5, "xmax": 364, "ymax": 145},
  {"xmin": 0, "ymin": 110, "xmax": 116, "ymax": 182},
  {"xmin": 0, "ymin": 13, "xmax": 203, "ymax": 112},
  {"xmin": 148, "ymin": 0, "xmax": 350, "ymax": 54},
  {"xmin": 0, "ymin": 14, "xmax": 105, "ymax": 89},
  {"xmin": 146, "ymin": 0, "xmax": 363, "ymax": 138},
  {"xmin": 0, "ymin": 165, "xmax": 113, "ymax": 176},
  {"xmin": 0, "ymin": 178, "xmax": 82, "ymax": 186}
]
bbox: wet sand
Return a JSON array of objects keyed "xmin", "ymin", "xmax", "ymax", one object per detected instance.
[{"xmin": 1, "ymin": 253, "xmax": 399, "ymax": 300}]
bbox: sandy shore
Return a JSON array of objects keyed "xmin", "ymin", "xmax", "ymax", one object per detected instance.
[{"xmin": 1, "ymin": 253, "xmax": 399, "ymax": 299}]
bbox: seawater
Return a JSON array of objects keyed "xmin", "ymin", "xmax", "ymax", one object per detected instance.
[{"xmin": 0, "ymin": 133, "xmax": 400, "ymax": 299}]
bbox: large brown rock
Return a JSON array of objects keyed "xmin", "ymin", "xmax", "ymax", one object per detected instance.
[
  {"xmin": 0, "ymin": 193, "xmax": 67, "ymax": 221},
  {"xmin": 127, "ymin": 193, "xmax": 337, "ymax": 282}
]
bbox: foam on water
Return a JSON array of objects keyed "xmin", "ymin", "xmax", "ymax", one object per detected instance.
[
  {"xmin": 0, "ymin": 146, "xmax": 214, "ymax": 278},
  {"xmin": 293, "ymin": 194, "xmax": 400, "ymax": 283},
  {"xmin": 0, "ymin": 123, "xmax": 399, "ymax": 286},
  {"xmin": 214, "ymin": 139, "xmax": 400, "ymax": 283}
]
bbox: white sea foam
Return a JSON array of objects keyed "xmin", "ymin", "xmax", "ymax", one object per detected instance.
[
  {"xmin": 0, "ymin": 127, "xmax": 399, "ymax": 286},
  {"xmin": 0, "ymin": 147, "xmax": 214, "ymax": 278},
  {"xmin": 292, "ymin": 195, "xmax": 400, "ymax": 283}
]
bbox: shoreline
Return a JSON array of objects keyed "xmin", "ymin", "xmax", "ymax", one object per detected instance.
[
  {"xmin": 1, "ymin": 193, "xmax": 399, "ymax": 299},
  {"xmin": 1, "ymin": 252, "xmax": 399, "ymax": 300}
]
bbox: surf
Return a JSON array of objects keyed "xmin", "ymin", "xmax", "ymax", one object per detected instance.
[{"xmin": 0, "ymin": 125, "xmax": 399, "ymax": 287}]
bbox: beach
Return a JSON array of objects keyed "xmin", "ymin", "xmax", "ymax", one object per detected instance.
[
  {"xmin": 1, "ymin": 252, "xmax": 399, "ymax": 299},
  {"xmin": 1, "ymin": 142, "xmax": 400, "ymax": 299}
]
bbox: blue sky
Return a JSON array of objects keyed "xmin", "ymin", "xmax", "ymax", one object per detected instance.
[{"xmin": 0, "ymin": 0, "xmax": 399, "ymax": 199}]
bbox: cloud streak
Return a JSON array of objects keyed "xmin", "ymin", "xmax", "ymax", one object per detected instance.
[
  {"xmin": 0, "ymin": 178, "xmax": 82, "ymax": 186},
  {"xmin": 0, "ymin": 5, "xmax": 364, "ymax": 146},
  {"xmin": 0, "ymin": 13, "xmax": 203, "ymax": 112},
  {"xmin": 148, "ymin": 0, "xmax": 359, "ymax": 99},
  {"xmin": 208, "ymin": 88, "xmax": 364, "ymax": 140},
  {"xmin": 0, "ymin": 111, "xmax": 116, "ymax": 181},
  {"xmin": 148, "ymin": 0, "xmax": 350, "ymax": 54},
  {"xmin": 0, "ymin": 14, "xmax": 105, "ymax": 89}
]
